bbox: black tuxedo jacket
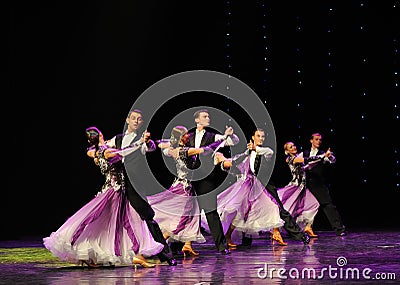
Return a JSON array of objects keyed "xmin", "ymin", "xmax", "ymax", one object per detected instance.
[
  {"xmin": 302, "ymin": 149, "xmax": 330, "ymax": 186},
  {"xmin": 252, "ymin": 151, "xmax": 275, "ymax": 188},
  {"xmin": 115, "ymin": 133, "xmax": 162, "ymax": 196},
  {"xmin": 187, "ymin": 128, "xmax": 229, "ymax": 195}
]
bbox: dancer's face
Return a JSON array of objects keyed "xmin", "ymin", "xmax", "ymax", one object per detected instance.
[
  {"xmin": 195, "ymin": 112, "xmax": 210, "ymax": 128},
  {"xmin": 285, "ymin": 142, "xmax": 297, "ymax": 155},
  {"xmin": 126, "ymin": 111, "xmax": 144, "ymax": 134},
  {"xmin": 252, "ymin": 130, "xmax": 265, "ymax": 146},
  {"xmin": 310, "ymin": 134, "xmax": 322, "ymax": 149}
]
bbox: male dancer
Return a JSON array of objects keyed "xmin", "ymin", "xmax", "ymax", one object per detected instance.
[
  {"xmin": 298, "ymin": 132, "xmax": 346, "ymax": 236},
  {"xmin": 105, "ymin": 109, "xmax": 177, "ymax": 265},
  {"xmin": 187, "ymin": 109, "xmax": 240, "ymax": 254}
]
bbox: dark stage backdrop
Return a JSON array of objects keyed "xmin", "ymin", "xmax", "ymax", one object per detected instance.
[{"xmin": 6, "ymin": 1, "xmax": 399, "ymax": 240}]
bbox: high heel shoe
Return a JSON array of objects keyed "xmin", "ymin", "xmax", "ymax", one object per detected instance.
[
  {"xmin": 226, "ymin": 237, "xmax": 237, "ymax": 248},
  {"xmin": 182, "ymin": 245, "xmax": 199, "ymax": 256},
  {"xmin": 133, "ymin": 256, "xmax": 156, "ymax": 268},
  {"xmin": 80, "ymin": 260, "xmax": 101, "ymax": 268},
  {"xmin": 271, "ymin": 229, "xmax": 288, "ymax": 246},
  {"xmin": 304, "ymin": 224, "xmax": 318, "ymax": 238}
]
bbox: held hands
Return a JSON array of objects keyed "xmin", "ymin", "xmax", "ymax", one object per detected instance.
[
  {"xmin": 224, "ymin": 125, "xmax": 234, "ymax": 137},
  {"xmin": 247, "ymin": 140, "xmax": 256, "ymax": 151},
  {"xmin": 142, "ymin": 130, "xmax": 151, "ymax": 144},
  {"xmin": 324, "ymin": 148, "xmax": 332, "ymax": 158},
  {"xmin": 131, "ymin": 130, "xmax": 151, "ymax": 147}
]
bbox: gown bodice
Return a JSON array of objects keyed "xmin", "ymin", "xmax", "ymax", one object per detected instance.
[
  {"xmin": 96, "ymin": 145, "xmax": 125, "ymax": 194},
  {"xmin": 287, "ymin": 156, "xmax": 307, "ymax": 187}
]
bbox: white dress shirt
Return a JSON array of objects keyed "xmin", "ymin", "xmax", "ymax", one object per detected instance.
[
  {"xmin": 249, "ymin": 146, "xmax": 274, "ymax": 174},
  {"xmin": 310, "ymin": 148, "xmax": 318, "ymax": 157},
  {"xmin": 195, "ymin": 129, "xmax": 205, "ymax": 148}
]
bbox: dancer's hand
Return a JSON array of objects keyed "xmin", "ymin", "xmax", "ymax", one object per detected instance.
[
  {"xmin": 224, "ymin": 125, "xmax": 234, "ymax": 137},
  {"xmin": 247, "ymin": 140, "xmax": 256, "ymax": 151}
]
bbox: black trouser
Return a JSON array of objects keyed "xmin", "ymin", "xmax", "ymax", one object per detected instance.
[
  {"xmin": 202, "ymin": 209, "xmax": 226, "ymax": 251},
  {"xmin": 307, "ymin": 180, "xmax": 344, "ymax": 232},
  {"xmin": 124, "ymin": 173, "xmax": 173, "ymax": 258},
  {"xmin": 192, "ymin": 180, "xmax": 227, "ymax": 252},
  {"xmin": 124, "ymin": 176, "xmax": 155, "ymax": 221}
]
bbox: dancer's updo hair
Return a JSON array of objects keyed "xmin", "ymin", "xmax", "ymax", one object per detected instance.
[
  {"xmin": 283, "ymin": 142, "xmax": 294, "ymax": 155},
  {"xmin": 85, "ymin": 126, "xmax": 101, "ymax": 147},
  {"xmin": 170, "ymin": 126, "xmax": 188, "ymax": 148}
]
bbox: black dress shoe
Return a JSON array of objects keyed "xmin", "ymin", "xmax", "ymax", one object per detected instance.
[
  {"xmin": 162, "ymin": 255, "xmax": 177, "ymax": 266},
  {"xmin": 336, "ymin": 230, "xmax": 347, "ymax": 237},
  {"xmin": 166, "ymin": 257, "xmax": 177, "ymax": 266},
  {"xmin": 219, "ymin": 248, "xmax": 231, "ymax": 255},
  {"xmin": 336, "ymin": 227, "xmax": 347, "ymax": 236},
  {"xmin": 158, "ymin": 252, "xmax": 178, "ymax": 266},
  {"xmin": 301, "ymin": 233, "xmax": 311, "ymax": 245}
]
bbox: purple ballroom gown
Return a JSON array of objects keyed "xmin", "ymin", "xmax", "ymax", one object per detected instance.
[
  {"xmin": 277, "ymin": 155, "xmax": 320, "ymax": 228},
  {"xmin": 147, "ymin": 147, "xmax": 206, "ymax": 244},
  {"xmin": 215, "ymin": 153, "xmax": 284, "ymax": 235},
  {"xmin": 43, "ymin": 145, "xmax": 164, "ymax": 265}
]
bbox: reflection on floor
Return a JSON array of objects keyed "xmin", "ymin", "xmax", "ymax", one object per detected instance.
[{"xmin": 0, "ymin": 229, "xmax": 399, "ymax": 284}]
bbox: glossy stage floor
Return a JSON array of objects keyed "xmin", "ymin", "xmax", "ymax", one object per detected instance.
[{"xmin": 0, "ymin": 229, "xmax": 399, "ymax": 285}]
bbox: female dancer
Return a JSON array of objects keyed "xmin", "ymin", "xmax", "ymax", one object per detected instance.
[
  {"xmin": 277, "ymin": 142, "xmax": 325, "ymax": 237},
  {"xmin": 43, "ymin": 126, "xmax": 164, "ymax": 268},
  {"xmin": 148, "ymin": 126, "xmax": 214, "ymax": 256}
]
